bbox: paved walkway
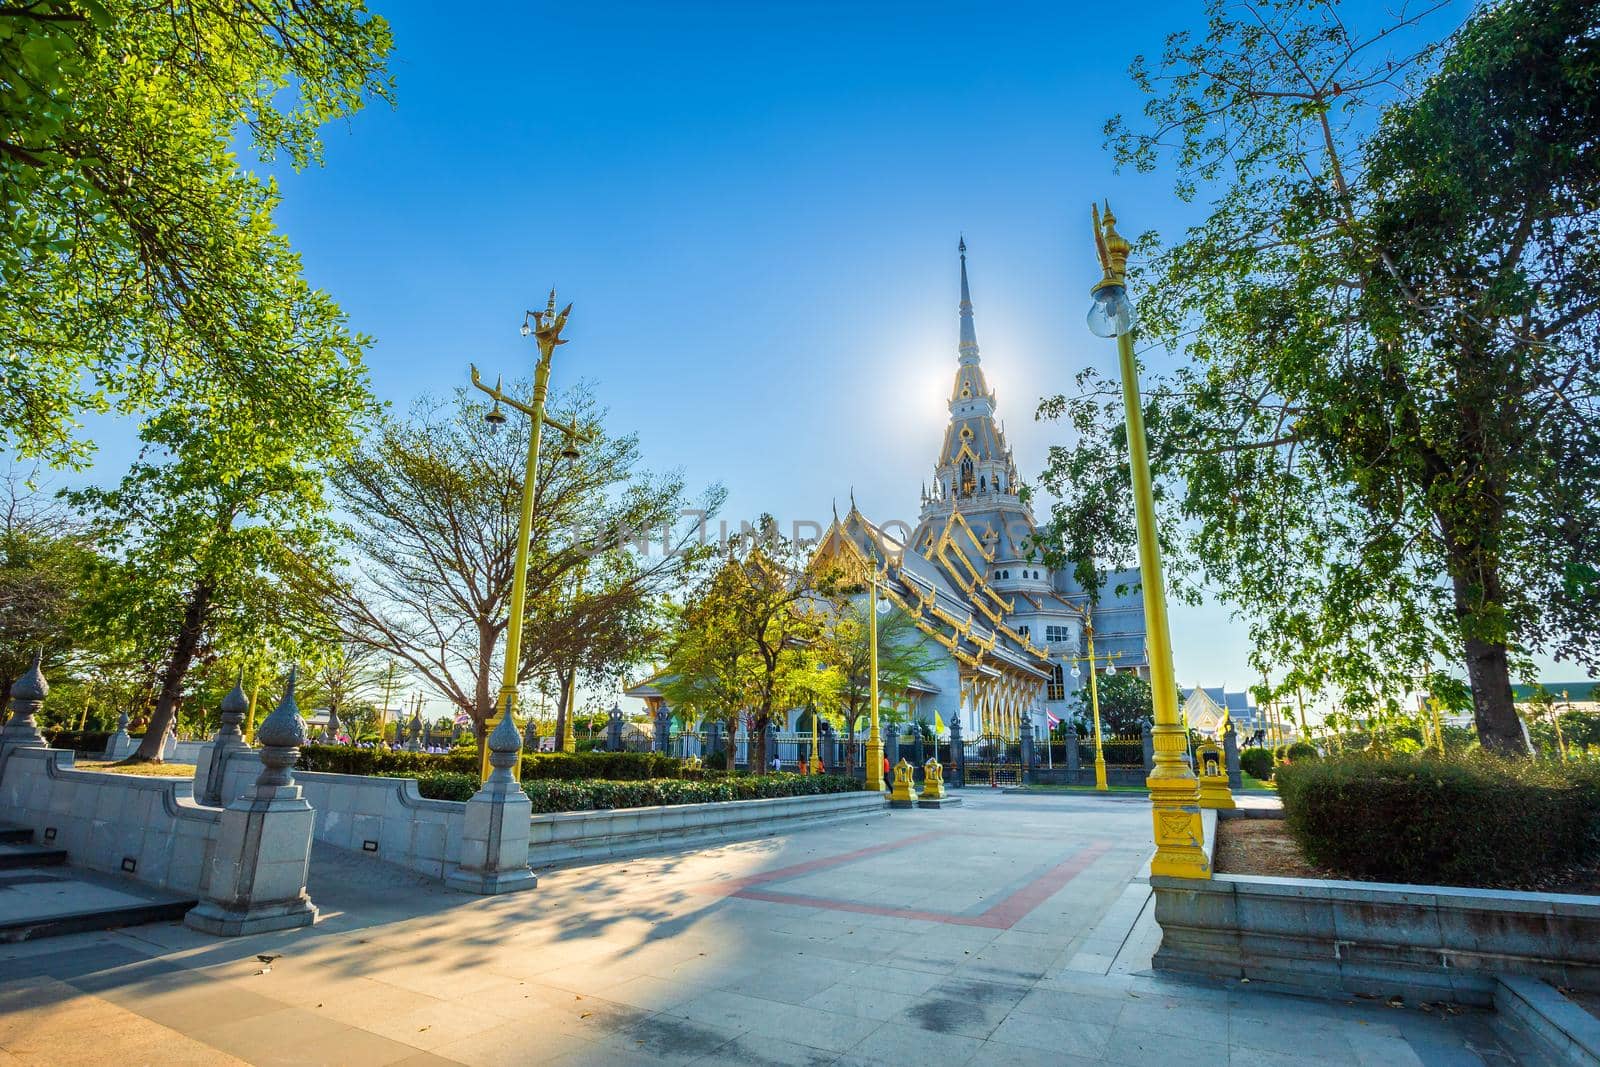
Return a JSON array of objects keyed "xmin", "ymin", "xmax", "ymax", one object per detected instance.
[{"xmin": 0, "ymin": 791, "xmax": 1524, "ymax": 1065}]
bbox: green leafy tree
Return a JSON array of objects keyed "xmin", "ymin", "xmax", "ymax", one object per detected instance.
[
  {"xmin": 659, "ymin": 519, "xmax": 841, "ymax": 772},
  {"xmin": 1069, "ymin": 671, "xmax": 1158, "ymax": 737},
  {"xmin": 69, "ymin": 376, "xmax": 369, "ymax": 761},
  {"xmin": 0, "ymin": 0, "xmax": 392, "ymax": 467},
  {"xmin": 323, "ymin": 385, "xmax": 713, "ymax": 762},
  {"xmin": 1038, "ymin": 0, "xmax": 1599, "ymax": 754},
  {"xmin": 0, "ymin": 473, "xmax": 96, "ymax": 694},
  {"xmin": 823, "ymin": 600, "xmax": 941, "ymax": 773}
]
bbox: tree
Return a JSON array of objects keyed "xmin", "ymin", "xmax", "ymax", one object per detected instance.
[
  {"xmin": 823, "ymin": 600, "xmax": 940, "ymax": 773},
  {"xmin": 324, "ymin": 384, "xmax": 713, "ymax": 761},
  {"xmin": 0, "ymin": 473, "xmax": 95, "ymax": 695},
  {"xmin": 69, "ymin": 370, "xmax": 369, "ymax": 761},
  {"xmin": 1069, "ymin": 672, "xmax": 1157, "ymax": 737},
  {"xmin": 307, "ymin": 638, "xmax": 387, "ymax": 731},
  {"xmin": 0, "ymin": 0, "xmax": 392, "ymax": 467},
  {"xmin": 1038, "ymin": 0, "xmax": 1599, "ymax": 754},
  {"xmin": 659, "ymin": 520, "xmax": 842, "ymax": 772}
]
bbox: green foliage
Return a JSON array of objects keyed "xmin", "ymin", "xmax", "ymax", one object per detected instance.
[
  {"xmin": 1039, "ymin": 0, "xmax": 1600, "ymax": 754},
  {"xmin": 659, "ymin": 518, "xmax": 843, "ymax": 769},
  {"xmin": 1239, "ymin": 747, "xmax": 1275, "ymax": 781},
  {"xmin": 519, "ymin": 773, "xmax": 859, "ymax": 814},
  {"xmin": 321, "ymin": 384, "xmax": 713, "ymax": 740},
  {"xmin": 41, "ymin": 728, "xmax": 113, "ymax": 753},
  {"xmin": 1285, "ymin": 741, "xmax": 1319, "ymax": 762},
  {"xmin": 296, "ymin": 744, "xmax": 688, "ymax": 782},
  {"xmin": 1277, "ymin": 754, "xmax": 1600, "ymax": 887},
  {"xmin": 1069, "ymin": 672, "xmax": 1157, "ymax": 735},
  {"xmin": 0, "ymin": 0, "xmax": 393, "ymax": 467}
]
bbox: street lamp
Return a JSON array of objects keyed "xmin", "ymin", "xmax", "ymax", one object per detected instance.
[
  {"xmin": 1088, "ymin": 203, "xmax": 1208, "ymax": 878},
  {"xmin": 864, "ymin": 551, "xmax": 889, "ymax": 794},
  {"xmin": 469, "ymin": 290, "xmax": 595, "ymax": 783},
  {"xmin": 1067, "ymin": 627, "xmax": 1124, "ymax": 792}
]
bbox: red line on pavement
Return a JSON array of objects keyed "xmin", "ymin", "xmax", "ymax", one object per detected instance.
[
  {"xmin": 701, "ymin": 830, "xmax": 944, "ymax": 893},
  {"xmin": 703, "ymin": 836, "xmax": 1115, "ymax": 930}
]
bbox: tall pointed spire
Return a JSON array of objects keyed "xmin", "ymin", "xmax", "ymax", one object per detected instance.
[{"xmin": 958, "ymin": 236, "xmax": 978, "ymax": 360}]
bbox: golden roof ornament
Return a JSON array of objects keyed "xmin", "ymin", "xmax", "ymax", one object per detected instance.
[{"xmin": 1092, "ymin": 201, "xmax": 1130, "ymax": 289}]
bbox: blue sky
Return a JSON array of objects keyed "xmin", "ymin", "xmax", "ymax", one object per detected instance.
[{"xmin": 77, "ymin": 0, "xmax": 1590, "ymax": 709}]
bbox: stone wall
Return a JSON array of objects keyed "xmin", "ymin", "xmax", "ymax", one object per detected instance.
[
  {"xmin": 530, "ymin": 789, "xmax": 887, "ymax": 867},
  {"xmin": 200, "ymin": 751, "xmax": 465, "ymax": 880},
  {"xmin": 0, "ymin": 747, "xmax": 222, "ymax": 895},
  {"xmin": 1151, "ymin": 872, "xmax": 1600, "ymax": 1006}
]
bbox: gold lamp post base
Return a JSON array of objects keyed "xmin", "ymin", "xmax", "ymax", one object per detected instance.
[
  {"xmin": 864, "ymin": 738, "xmax": 885, "ymax": 792},
  {"xmin": 1094, "ymin": 756, "xmax": 1108, "ymax": 791},
  {"xmin": 1147, "ymin": 724, "xmax": 1210, "ymax": 877}
]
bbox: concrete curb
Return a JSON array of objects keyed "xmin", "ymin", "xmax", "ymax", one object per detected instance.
[{"xmin": 1494, "ymin": 975, "xmax": 1600, "ymax": 1066}]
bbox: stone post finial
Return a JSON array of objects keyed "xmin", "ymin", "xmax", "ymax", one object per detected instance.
[
  {"xmin": 255, "ymin": 666, "xmax": 307, "ymax": 791},
  {"xmin": 326, "ymin": 706, "xmax": 343, "ymax": 743},
  {"xmin": 1, "ymin": 649, "xmax": 48, "ymax": 750},
  {"xmin": 218, "ymin": 673, "xmax": 249, "ymax": 744},
  {"xmin": 116, "ymin": 710, "xmax": 130, "ymax": 732},
  {"xmin": 486, "ymin": 708, "xmax": 522, "ymax": 779}
]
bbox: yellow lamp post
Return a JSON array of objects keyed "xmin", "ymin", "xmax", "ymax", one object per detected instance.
[
  {"xmin": 809, "ymin": 707, "xmax": 823, "ymax": 774},
  {"xmin": 865, "ymin": 551, "xmax": 888, "ymax": 793},
  {"xmin": 1087, "ymin": 203, "xmax": 1208, "ymax": 878},
  {"xmin": 1067, "ymin": 626, "xmax": 1123, "ymax": 792},
  {"xmin": 470, "ymin": 291, "xmax": 594, "ymax": 783}
]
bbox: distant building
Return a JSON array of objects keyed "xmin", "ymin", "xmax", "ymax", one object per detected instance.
[
  {"xmin": 1180, "ymin": 687, "xmax": 1261, "ymax": 739},
  {"xmin": 1511, "ymin": 682, "xmax": 1599, "ymax": 716}
]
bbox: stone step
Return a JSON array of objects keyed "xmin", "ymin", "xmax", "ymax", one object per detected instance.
[
  {"xmin": 0, "ymin": 841, "xmax": 66, "ymax": 869},
  {"xmin": 0, "ymin": 823, "xmax": 34, "ymax": 844},
  {"xmin": 0, "ymin": 867, "xmax": 196, "ymax": 943}
]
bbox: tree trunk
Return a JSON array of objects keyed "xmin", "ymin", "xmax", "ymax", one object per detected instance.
[
  {"xmin": 751, "ymin": 711, "xmax": 768, "ymax": 774},
  {"xmin": 553, "ymin": 664, "xmax": 572, "ymax": 752},
  {"xmin": 1448, "ymin": 566, "xmax": 1527, "ymax": 756},
  {"xmin": 133, "ymin": 577, "xmax": 215, "ymax": 762},
  {"xmin": 475, "ymin": 623, "xmax": 496, "ymax": 768}
]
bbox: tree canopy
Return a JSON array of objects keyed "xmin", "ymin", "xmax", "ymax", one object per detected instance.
[
  {"xmin": 1038, "ymin": 0, "xmax": 1599, "ymax": 753},
  {"xmin": 1, "ymin": 0, "xmax": 392, "ymax": 466},
  {"xmin": 323, "ymin": 384, "xmax": 714, "ymax": 755}
]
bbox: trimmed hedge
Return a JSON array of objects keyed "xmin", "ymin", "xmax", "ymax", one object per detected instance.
[
  {"xmin": 387, "ymin": 769, "xmax": 860, "ymax": 812},
  {"xmin": 297, "ymin": 744, "xmax": 686, "ymax": 782},
  {"xmin": 43, "ymin": 729, "xmax": 114, "ymax": 753},
  {"xmin": 1285, "ymin": 741, "xmax": 1319, "ymax": 762},
  {"xmin": 1239, "ymin": 747, "xmax": 1274, "ymax": 781},
  {"xmin": 520, "ymin": 773, "xmax": 859, "ymax": 814},
  {"xmin": 1276, "ymin": 754, "xmax": 1600, "ymax": 888}
]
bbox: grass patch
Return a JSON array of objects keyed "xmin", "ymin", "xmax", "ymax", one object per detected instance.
[{"xmin": 75, "ymin": 760, "xmax": 195, "ymax": 778}]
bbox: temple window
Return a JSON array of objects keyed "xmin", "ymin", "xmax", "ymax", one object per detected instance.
[
  {"xmin": 1046, "ymin": 624, "xmax": 1071, "ymax": 643},
  {"xmin": 980, "ymin": 476, "xmax": 987, "ymax": 492},
  {"xmin": 959, "ymin": 457, "xmax": 975, "ymax": 496},
  {"xmin": 1047, "ymin": 663, "xmax": 1066, "ymax": 701}
]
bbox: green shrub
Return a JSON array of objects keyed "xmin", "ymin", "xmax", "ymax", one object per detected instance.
[
  {"xmin": 1285, "ymin": 741, "xmax": 1319, "ymax": 762},
  {"xmin": 43, "ymin": 729, "xmax": 115, "ymax": 754},
  {"xmin": 404, "ymin": 771, "xmax": 477, "ymax": 802},
  {"xmin": 1239, "ymin": 747, "xmax": 1274, "ymax": 781},
  {"xmin": 522, "ymin": 773, "xmax": 859, "ymax": 814},
  {"xmin": 1276, "ymin": 754, "xmax": 1600, "ymax": 888},
  {"xmin": 296, "ymin": 744, "xmax": 687, "ymax": 782}
]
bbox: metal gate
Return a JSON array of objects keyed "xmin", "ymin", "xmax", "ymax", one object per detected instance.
[{"xmin": 964, "ymin": 733, "xmax": 1020, "ymax": 787}]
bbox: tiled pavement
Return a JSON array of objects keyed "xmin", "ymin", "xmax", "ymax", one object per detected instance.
[{"xmin": 0, "ymin": 791, "xmax": 1525, "ymax": 1065}]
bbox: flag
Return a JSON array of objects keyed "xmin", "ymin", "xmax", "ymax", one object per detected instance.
[
  {"xmin": 453, "ymin": 709, "xmax": 470, "ymax": 727},
  {"xmin": 1046, "ymin": 711, "xmax": 1061, "ymax": 729},
  {"xmin": 934, "ymin": 711, "xmax": 947, "ymax": 735}
]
